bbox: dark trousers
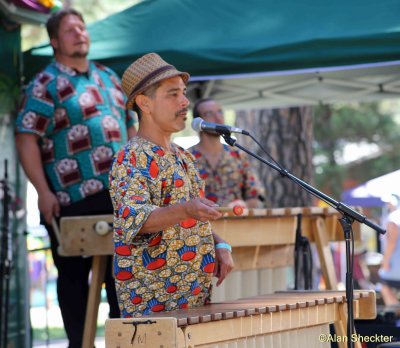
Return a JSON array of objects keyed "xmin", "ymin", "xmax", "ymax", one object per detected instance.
[{"xmin": 43, "ymin": 190, "xmax": 119, "ymax": 348}]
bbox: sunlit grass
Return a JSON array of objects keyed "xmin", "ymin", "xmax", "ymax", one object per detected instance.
[{"xmin": 32, "ymin": 325, "xmax": 104, "ymax": 343}]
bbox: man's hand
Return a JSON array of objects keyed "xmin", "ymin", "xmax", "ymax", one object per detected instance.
[
  {"xmin": 15, "ymin": 133, "xmax": 59, "ymax": 225},
  {"xmin": 38, "ymin": 190, "xmax": 60, "ymax": 224},
  {"xmin": 184, "ymin": 197, "xmax": 222, "ymax": 221},
  {"xmin": 214, "ymin": 247, "xmax": 234, "ymax": 286}
]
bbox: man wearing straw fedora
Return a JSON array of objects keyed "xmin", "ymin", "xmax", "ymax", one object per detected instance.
[{"xmin": 109, "ymin": 52, "xmax": 234, "ymax": 317}]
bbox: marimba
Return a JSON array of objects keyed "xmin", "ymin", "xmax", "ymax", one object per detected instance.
[
  {"xmin": 105, "ymin": 290, "xmax": 376, "ymax": 348},
  {"xmin": 57, "ymin": 206, "xmax": 362, "ymax": 348}
]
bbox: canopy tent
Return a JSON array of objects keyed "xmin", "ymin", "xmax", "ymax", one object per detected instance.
[
  {"xmin": 341, "ymin": 170, "xmax": 400, "ymax": 207},
  {"xmin": 23, "ymin": 0, "xmax": 400, "ymax": 108},
  {"xmin": 0, "ymin": 0, "xmax": 56, "ymax": 25}
]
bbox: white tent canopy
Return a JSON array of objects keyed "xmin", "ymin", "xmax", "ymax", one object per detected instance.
[
  {"xmin": 342, "ymin": 170, "xmax": 400, "ymax": 207},
  {"xmin": 188, "ymin": 61, "xmax": 400, "ymax": 109}
]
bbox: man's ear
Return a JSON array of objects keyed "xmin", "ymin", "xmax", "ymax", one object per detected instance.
[
  {"xmin": 135, "ymin": 95, "xmax": 150, "ymax": 114},
  {"xmin": 50, "ymin": 38, "xmax": 58, "ymax": 51}
]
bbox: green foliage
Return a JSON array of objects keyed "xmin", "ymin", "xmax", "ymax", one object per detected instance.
[
  {"xmin": 0, "ymin": 72, "xmax": 20, "ymax": 113},
  {"xmin": 72, "ymin": 0, "xmax": 141, "ymax": 23},
  {"xmin": 313, "ymin": 102, "xmax": 400, "ymax": 197},
  {"xmin": 349, "ymin": 150, "xmax": 400, "ymax": 183},
  {"xmin": 22, "ymin": 0, "xmax": 141, "ymax": 51},
  {"xmin": 32, "ymin": 325, "xmax": 105, "ymax": 342},
  {"xmin": 314, "ymin": 102, "xmax": 399, "ymax": 145}
]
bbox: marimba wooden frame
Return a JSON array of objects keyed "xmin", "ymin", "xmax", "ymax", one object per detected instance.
[
  {"xmin": 104, "ymin": 290, "xmax": 376, "ymax": 348},
  {"xmin": 58, "ymin": 206, "xmax": 362, "ymax": 348}
]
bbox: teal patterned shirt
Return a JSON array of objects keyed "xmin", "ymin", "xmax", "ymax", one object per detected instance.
[{"xmin": 16, "ymin": 61, "xmax": 136, "ymax": 206}]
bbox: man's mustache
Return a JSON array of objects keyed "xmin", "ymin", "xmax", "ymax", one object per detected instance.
[{"xmin": 175, "ymin": 108, "xmax": 188, "ymax": 116}]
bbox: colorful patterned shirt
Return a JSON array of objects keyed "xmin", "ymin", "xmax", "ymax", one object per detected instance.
[
  {"xmin": 109, "ymin": 137, "xmax": 215, "ymax": 317},
  {"xmin": 189, "ymin": 144, "xmax": 264, "ymax": 206},
  {"xmin": 15, "ymin": 61, "xmax": 136, "ymax": 206}
]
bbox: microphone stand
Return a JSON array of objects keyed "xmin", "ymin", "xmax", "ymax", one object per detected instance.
[
  {"xmin": 220, "ymin": 132, "xmax": 385, "ymax": 348},
  {"xmin": 0, "ymin": 159, "xmax": 11, "ymax": 348}
]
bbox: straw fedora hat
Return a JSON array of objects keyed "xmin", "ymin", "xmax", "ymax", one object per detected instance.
[{"xmin": 122, "ymin": 52, "xmax": 190, "ymax": 109}]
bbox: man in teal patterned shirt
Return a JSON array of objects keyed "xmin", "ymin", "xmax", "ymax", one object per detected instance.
[{"xmin": 15, "ymin": 8, "xmax": 136, "ymax": 348}]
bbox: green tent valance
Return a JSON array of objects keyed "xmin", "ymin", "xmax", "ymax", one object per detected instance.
[{"xmin": 23, "ymin": 0, "xmax": 400, "ymax": 108}]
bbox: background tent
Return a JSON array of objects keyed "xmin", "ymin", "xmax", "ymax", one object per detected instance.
[
  {"xmin": 0, "ymin": 0, "xmax": 51, "ymax": 24},
  {"xmin": 23, "ymin": 0, "xmax": 400, "ymax": 109},
  {"xmin": 341, "ymin": 170, "xmax": 400, "ymax": 207}
]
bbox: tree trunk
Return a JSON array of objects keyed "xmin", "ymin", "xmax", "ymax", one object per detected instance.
[{"xmin": 235, "ymin": 107, "xmax": 314, "ymax": 208}]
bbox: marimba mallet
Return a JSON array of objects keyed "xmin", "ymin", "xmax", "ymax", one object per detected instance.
[{"xmin": 216, "ymin": 205, "xmax": 244, "ymax": 216}]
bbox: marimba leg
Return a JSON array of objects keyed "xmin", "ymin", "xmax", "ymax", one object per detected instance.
[
  {"xmin": 312, "ymin": 217, "xmax": 338, "ymax": 290},
  {"xmin": 82, "ymin": 255, "xmax": 107, "ymax": 348}
]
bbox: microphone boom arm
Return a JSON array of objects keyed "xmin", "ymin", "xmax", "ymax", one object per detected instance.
[
  {"xmin": 221, "ymin": 131, "xmax": 383, "ymax": 348},
  {"xmin": 221, "ymin": 133, "xmax": 385, "ymax": 235}
]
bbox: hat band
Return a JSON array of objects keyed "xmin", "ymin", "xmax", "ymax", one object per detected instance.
[{"xmin": 129, "ymin": 65, "xmax": 175, "ymax": 98}]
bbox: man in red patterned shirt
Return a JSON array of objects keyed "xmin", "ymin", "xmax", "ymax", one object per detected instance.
[
  {"xmin": 110, "ymin": 53, "xmax": 234, "ymax": 318},
  {"xmin": 189, "ymin": 98, "xmax": 265, "ymax": 209}
]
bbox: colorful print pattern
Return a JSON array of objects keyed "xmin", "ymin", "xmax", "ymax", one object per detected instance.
[
  {"xmin": 16, "ymin": 61, "xmax": 136, "ymax": 205},
  {"xmin": 109, "ymin": 137, "xmax": 215, "ymax": 317},
  {"xmin": 189, "ymin": 144, "xmax": 264, "ymax": 206}
]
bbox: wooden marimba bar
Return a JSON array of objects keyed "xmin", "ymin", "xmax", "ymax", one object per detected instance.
[
  {"xmin": 58, "ymin": 206, "xmax": 360, "ymax": 258},
  {"xmin": 105, "ymin": 290, "xmax": 376, "ymax": 348},
  {"xmin": 57, "ymin": 206, "xmax": 362, "ymax": 348},
  {"xmin": 209, "ymin": 206, "xmax": 361, "ymax": 292}
]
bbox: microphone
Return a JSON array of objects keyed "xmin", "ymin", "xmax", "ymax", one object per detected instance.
[{"xmin": 191, "ymin": 118, "xmax": 249, "ymax": 135}]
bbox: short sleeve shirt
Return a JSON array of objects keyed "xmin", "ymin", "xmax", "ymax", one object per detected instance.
[
  {"xmin": 15, "ymin": 61, "xmax": 136, "ymax": 206},
  {"xmin": 189, "ymin": 144, "xmax": 264, "ymax": 206},
  {"xmin": 109, "ymin": 137, "xmax": 215, "ymax": 317},
  {"xmin": 380, "ymin": 209, "xmax": 400, "ymax": 281}
]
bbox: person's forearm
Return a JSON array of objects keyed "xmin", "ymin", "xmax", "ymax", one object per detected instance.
[
  {"xmin": 138, "ymin": 197, "xmax": 222, "ymax": 234},
  {"xmin": 139, "ymin": 203, "xmax": 188, "ymax": 234},
  {"xmin": 383, "ymin": 243, "xmax": 396, "ymax": 265},
  {"xmin": 15, "ymin": 133, "xmax": 51, "ymax": 194},
  {"xmin": 143, "ymin": 217, "xmax": 228, "ymax": 243},
  {"xmin": 382, "ymin": 222, "xmax": 398, "ymax": 266}
]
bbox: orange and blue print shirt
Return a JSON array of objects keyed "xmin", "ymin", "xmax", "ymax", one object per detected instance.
[
  {"xmin": 109, "ymin": 137, "xmax": 215, "ymax": 317},
  {"xmin": 189, "ymin": 144, "xmax": 264, "ymax": 206}
]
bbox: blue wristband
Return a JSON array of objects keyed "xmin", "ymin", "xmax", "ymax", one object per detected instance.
[{"xmin": 215, "ymin": 242, "xmax": 232, "ymax": 252}]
